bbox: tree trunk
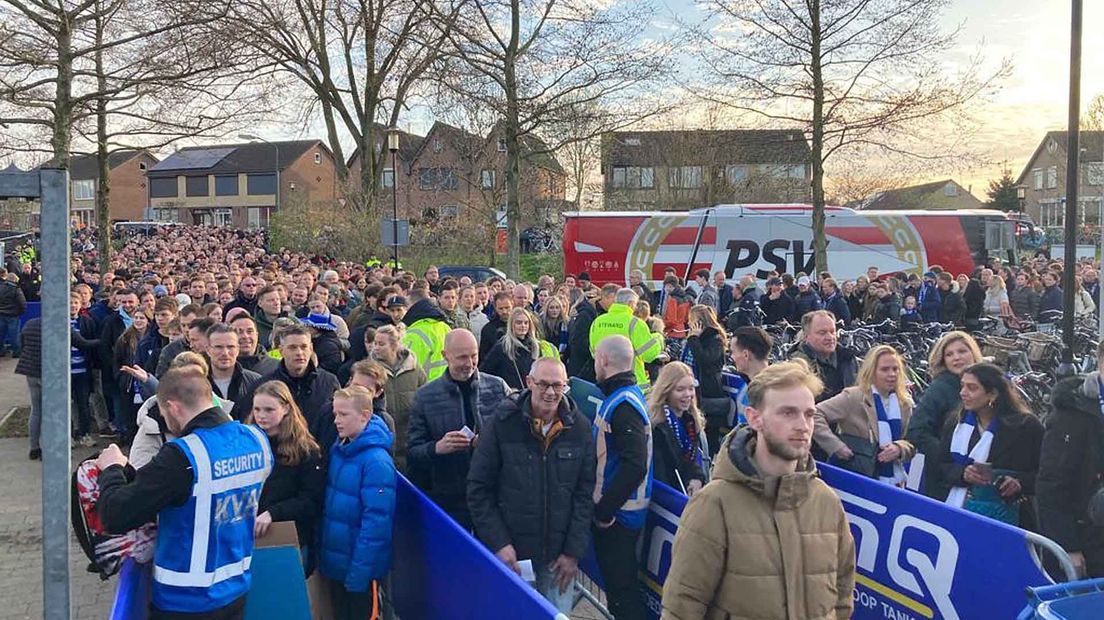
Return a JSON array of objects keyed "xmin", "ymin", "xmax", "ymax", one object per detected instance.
[
  {"xmin": 95, "ymin": 3, "xmax": 111, "ymax": 276},
  {"xmin": 809, "ymin": 0, "xmax": 828, "ymax": 274},
  {"xmin": 503, "ymin": 0, "xmax": 522, "ymax": 278},
  {"xmin": 46, "ymin": 19, "xmax": 74, "ymax": 169}
]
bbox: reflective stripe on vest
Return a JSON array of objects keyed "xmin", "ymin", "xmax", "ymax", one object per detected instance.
[
  {"xmin": 407, "ymin": 327, "xmax": 446, "ymax": 376},
  {"xmin": 153, "ymin": 423, "xmax": 272, "ymax": 600},
  {"xmin": 593, "ymin": 385, "xmax": 653, "ymax": 527}
]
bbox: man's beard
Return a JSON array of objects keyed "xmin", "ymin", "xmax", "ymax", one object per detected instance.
[{"xmin": 761, "ymin": 429, "xmax": 808, "ymax": 463}]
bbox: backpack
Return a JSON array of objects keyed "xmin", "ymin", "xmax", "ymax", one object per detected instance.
[{"xmin": 70, "ymin": 455, "xmax": 157, "ymax": 579}]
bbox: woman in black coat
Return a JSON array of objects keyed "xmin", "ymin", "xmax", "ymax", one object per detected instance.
[
  {"xmin": 683, "ymin": 305, "xmax": 731, "ymax": 457},
  {"xmin": 962, "ymin": 278, "xmax": 985, "ymax": 329},
  {"xmin": 480, "ymin": 307, "xmax": 542, "ymax": 389},
  {"xmin": 250, "ymin": 381, "xmax": 325, "ymax": 574},
  {"xmin": 647, "ymin": 362, "xmax": 708, "ymax": 496},
  {"xmin": 937, "ymin": 363, "xmax": 1043, "ymax": 528}
]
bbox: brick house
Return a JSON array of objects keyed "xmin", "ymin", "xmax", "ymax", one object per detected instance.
[
  {"xmin": 601, "ymin": 129, "xmax": 812, "ymax": 211},
  {"xmin": 852, "ymin": 179, "xmax": 984, "ymax": 211},
  {"xmin": 147, "ymin": 140, "xmax": 337, "ymax": 228},
  {"xmin": 1016, "ymin": 131, "xmax": 1104, "ymax": 228},
  {"xmin": 68, "ymin": 150, "xmax": 160, "ymax": 226}
]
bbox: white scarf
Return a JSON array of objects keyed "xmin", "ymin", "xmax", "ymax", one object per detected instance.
[
  {"xmin": 944, "ymin": 411, "xmax": 997, "ymax": 509},
  {"xmin": 873, "ymin": 389, "xmax": 906, "ymax": 486}
]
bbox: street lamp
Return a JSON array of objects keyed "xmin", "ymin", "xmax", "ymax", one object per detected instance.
[
  {"xmin": 1057, "ymin": 0, "xmax": 1083, "ymax": 378},
  {"xmin": 1015, "ymin": 186, "xmax": 1026, "ymax": 213},
  {"xmin": 387, "ymin": 127, "xmax": 400, "ymax": 269},
  {"xmin": 239, "ymin": 134, "xmax": 280, "ymax": 221}
]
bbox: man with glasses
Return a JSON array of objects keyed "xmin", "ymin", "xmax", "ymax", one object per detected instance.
[
  {"xmin": 468, "ymin": 358, "xmax": 595, "ymax": 613},
  {"xmin": 225, "ymin": 275, "xmax": 260, "ymax": 316}
]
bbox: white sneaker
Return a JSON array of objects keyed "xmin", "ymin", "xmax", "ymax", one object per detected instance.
[{"xmin": 79, "ymin": 435, "xmax": 97, "ymax": 448}]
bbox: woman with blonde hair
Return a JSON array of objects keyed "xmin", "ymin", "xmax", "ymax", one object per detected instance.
[
  {"xmin": 252, "ymin": 380, "xmax": 324, "ymax": 569},
  {"xmin": 647, "ymin": 362, "xmax": 708, "ymax": 496},
  {"xmin": 539, "ymin": 295, "xmax": 570, "ymax": 358},
  {"xmin": 480, "ymin": 308, "xmax": 557, "ymax": 388},
  {"xmin": 982, "ymin": 274, "xmax": 1012, "ymax": 320},
  {"xmin": 814, "ymin": 345, "xmax": 916, "ymax": 485},
  {"xmin": 905, "ymin": 330, "xmax": 984, "ymax": 499},
  {"xmin": 683, "ymin": 304, "xmax": 731, "ymax": 456},
  {"xmin": 1073, "ymin": 275, "xmax": 1097, "ymax": 317}
]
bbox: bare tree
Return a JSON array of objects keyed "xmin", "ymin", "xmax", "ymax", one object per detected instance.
[
  {"xmin": 1085, "ymin": 93, "xmax": 1104, "ymax": 131},
  {"xmin": 432, "ymin": 0, "xmax": 670, "ymax": 277},
  {"xmin": 691, "ymin": 0, "xmax": 1009, "ymax": 272}
]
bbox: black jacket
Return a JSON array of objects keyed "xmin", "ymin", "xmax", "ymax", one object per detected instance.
[
  {"xmin": 963, "ymin": 280, "xmax": 985, "ymax": 322},
  {"xmin": 209, "ymin": 363, "xmax": 263, "ymax": 405},
  {"xmin": 905, "ymin": 371, "xmax": 962, "ymax": 500},
  {"xmin": 566, "ymin": 300, "xmax": 600, "ymax": 382},
  {"xmin": 232, "ymin": 361, "xmax": 340, "ymax": 430},
  {"xmin": 155, "ymin": 338, "xmax": 190, "ymax": 378},
  {"xmin": 684, "ymin": 327, "xmax": 726, "ymax": 399},
  {"xmin": 479, "ymin": 339, "xmax": 536, "ymax": 389},
  {"xmin": 790, "ymin": 344, "xmax": 857, "ymax": 403},
  {"xmin": 367, "ymin": 310, "xmax": 396, "ymax": 330},
  {"xmin": 480, "ymin": 314, "xmax": 508, "ymax": 361},
  {"xmin": 258, "ymin": 434, "xmax": 325, "ymax": 551},
  {"xmin": 845, "ymin": 292, "xmax": 865, "ymax": 322},
  {"xmin": 594, "ymin": 372, "xmax": 650, "ymax": 524},
  {"xmin": 873, "ymin": 294, "xmax": 902, "ymax": 323},
  {"xmin": 716, "ymin": 283, "xmax": 735, "ymax": 317},
  {"xmin": 467, "ymin": 391, "xmax": 596, "ymax": 563},
  {"xmin": 97, "ymin": 311, "xmax": 128, "ymax": 373},
  {"xmin": 760, "ymin": 292, "xmax": 794, "ymax": 325},
  {"xmin": 13, "ymin": 317, "xmax": 40, "ymax": 378},
  {"xmin": 71, "ymin": 314, "xmax": 100, "ymax": 366},
  {"xmin": 98, "ymin": 408, "xmax": 227, "ymax": 534},
  {"xmin": 239, "ymin": 351, "xmax": 280, "ymax": 377},
  {"xmin": 0, "ymin": 279, "xmax": 26, "ymax": 317},
  {"xmin": 652, "ymin": 411, "xmax": 707, "ymax": 491},
  {"xmin": 406, "ymin": 370, "xmax": 512, "ymax": 528},
  {"xmin": 1039, "ymin": 285, "xmax": 1064, "ymax": 319},
  {"xmin": 941, "ymin": 288, "xmax": 966, "ymax": 326},
  {"xmin": 1038, "ymin": 376, "xmax": 1104, "ymax": 568},
  {"xmin": 223, "ymin": 290, "xmax": 258, "ymax": 317},
  {"xmin": 823, "ymin": 293, "xmax": 851, "ymax": 325},
  {"xmin": 312, "ymin": 330, "xmax": 345, "ymax": 376}
]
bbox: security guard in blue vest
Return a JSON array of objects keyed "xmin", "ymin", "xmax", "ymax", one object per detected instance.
[
  {"xmin": 591, "ymin": 335, "xmax": 653, "ymax": 620},
  {"xmin": 98, "ymin": 366, "xmax": 272, "ymax": 619}
]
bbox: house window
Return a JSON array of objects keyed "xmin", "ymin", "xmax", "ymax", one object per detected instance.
[
  {"xmin": 215, "ymin": 175, "xmax": 238, "ymax": 196},
  {"xmin": 432, "ymin": 139, "xmax": 443, "ymax": 153},
  {"xmin": 314, "ymin": 152, "xmax": 322, "ymax": 165},
  {"xmin": 185, "ymin": 175, "xmax": 209, "ymax": 197},
  {"xmin": 481, "ymin": 169, "xmax": 495, "ymax": 189},
  {"xmin": 152, "ymin": 208, "xmax": 177, "ymax": 222},
  {"xmin": 783, "ymin": 164, "xmax": 805, "ymax": 179},
  {"xmin": 149, "ymin": 177, "xmax": 178, "ymax": 198},
  {"xmin": 382, "ymin": 168, "xmax": 395, "ymax": 189},
  {"xmin": 73, "ymin": 179, "xmax": 95, "ymax": 201},
  {"xmin": 213, "ymin": 208, "xmax": 233, "ymax": 227},
  {"xmin": 669, "ymin": 166, "xmax": 702, "ymax": 189},
  {"xmin": 1033, "ymin": 169, "xmax": 1043, "ymax": 190},
  {"xmin": 944, "ymin": 182, "xmax": 958, "ymax": 197},
  {"xmin": 415, "ymin": 167, "xmax": 458, "ymax": 190},
  {"xmin": 497, "ymin": 139, "xmax": 507, "ymax": 152},
  {"xmin": 422, "ymin": 206, "xmax": 438, "ymax": 219},
  {"xmin": 442, "ymin": 205, "xmax": 460, "ymax": 218},
  {"xmin": 1047, "ymin": 166, "xmax": 1058, "ymax": 189},
  {"xmin": 138, "ymin": 162, "xmax": 147, "ymax": 171},
  {"xmin": 247, "ymin": 207, "xmax": 270, "ymax": 229},
  {"xmin": 1085, "ymin": 162, "xmax": 1104, "ymax": 186},
  {"xmin": 611, "ymin": 166, "xmax": 654, "ymax": 189},
  {"xmin": 440, "ymin": 168, "xmax": 458, "ymax": 190},
  {"xmin": 246, "ymin": 173, "xmax": 277, "ymax": 195},
  {"xmin": 726, "ymin": 165, "xmax": 748, "ymax": 185}
]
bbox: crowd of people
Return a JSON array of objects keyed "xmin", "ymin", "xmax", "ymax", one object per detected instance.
[{"xmin": 7, "ymin": 223, "xmax": 1104, "ymax": 620}]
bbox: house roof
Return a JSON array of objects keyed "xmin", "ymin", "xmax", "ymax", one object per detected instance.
[
  {"xmin": 148, "ymin": 140, "xmax": 324, "ymax": 177},
  {"xmin": 853, "ymin": 179, "xmax": 983, "ymax": 211},
  {"xmin": 519, "ymin": 134, "xmax": 565, "ymax": 174},
  {"xmin": 68, "ymin": 150, "xmax": 148, "ymax": 181},
  {"xmin": 602, "ymin": 129, "xmax": 811, "ymax": 167},
  {"xmin": 345, "ymin": 125, "xmax": 425, "ymax": 168},
  {"xmin": 1016, "ymin": 130, "xmax": 1104, "ymax": 185}
]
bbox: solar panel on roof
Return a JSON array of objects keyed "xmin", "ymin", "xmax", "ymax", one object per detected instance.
[{"xmin": 151, "ymin": 147, "xmax": 235, "ymax": 171}]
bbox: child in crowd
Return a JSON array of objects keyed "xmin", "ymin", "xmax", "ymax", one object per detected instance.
[
  {"xmin": 318, "ymin": 386, "xmax": 397, "ymax": 620},
  {"xmin": 900, "ymin": 295, "xmax": 922, "ymax": 329}
]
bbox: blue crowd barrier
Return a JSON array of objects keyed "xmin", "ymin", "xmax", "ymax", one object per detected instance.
[
  {"xmin": 390, "ymin": 475, "xmax": 566, "ymax": 620},
  {"xmin": 19, "ymin": 300, "xmax": 40, "ymax": 328},
  {"xmin": 623, "ymin": 464, "xmax": 1060, "ymax": 620}
]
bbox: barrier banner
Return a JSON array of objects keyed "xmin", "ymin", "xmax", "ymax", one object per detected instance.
[
  {"xmin": 390, "ymin": 476, "xmax": 564, "ymax": 620},
  {"xmin": 630, "ymin": 466, "xmax": 1053, "ymax": 620},
  {"xmin": 569, "ymin": 377, "xmax": 604, "ymax": 422},
  {"xmin": 19, "ymin": 300, "xmax": 40, "ymax": 327}
]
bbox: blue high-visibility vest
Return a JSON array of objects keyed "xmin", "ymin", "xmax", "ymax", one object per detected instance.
[
  {"xmin": 593, "ymin": 384, "xmax": 653, "ymax": 530},
  {"xmin": 152, "ymin": 422, "xmax": 272, "ymax": 613}
]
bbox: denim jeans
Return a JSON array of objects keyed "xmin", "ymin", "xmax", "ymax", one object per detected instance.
[
  {"xmin": 71, "ymin": 372, "xmax": 93, "ymax": 438},
  {"xmin": 26, "ymin": 376, "xmax": 42, "ymax": 451},
  {"xmin": 0, "ymin": 316, "xmax": 20, "ymax": 355},
  {"xmin": 535, "ymin": 562, "xmax": 576, "ymax": 613}
]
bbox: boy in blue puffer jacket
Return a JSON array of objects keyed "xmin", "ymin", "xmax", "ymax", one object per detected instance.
[{"xmin": 319, "ymin": 385, "xmax": 397, "ymax": 620}]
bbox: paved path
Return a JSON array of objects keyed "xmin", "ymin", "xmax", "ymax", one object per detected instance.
[{"xmin": 0, "ymin": 355, "xmax": 115, "ymax": 619}]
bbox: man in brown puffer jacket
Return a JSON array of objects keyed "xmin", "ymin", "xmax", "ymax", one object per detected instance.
[{"xmin": 661, "ymin": 360, "xmax": 855, "ymax": 620}]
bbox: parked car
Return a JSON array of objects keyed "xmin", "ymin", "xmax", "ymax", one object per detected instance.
[{"xmin": 437, "ymin": 265, "xmax": 508, "ymax": 283}]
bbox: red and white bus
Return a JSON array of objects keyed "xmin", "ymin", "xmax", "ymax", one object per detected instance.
[{"xmin": 563, "ymin": 204, "xmax": 1036, "ymax": 284}]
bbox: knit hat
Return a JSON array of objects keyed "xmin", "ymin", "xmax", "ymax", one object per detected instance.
[
  {"xmin": 301, "ymin": 313, "xmax": 337, "ymax": 331},
  {"xmin": 174, "ymin": 293, "xmax": 192, "ymax": 307},
  {"xmin": 796, "ymin": 276, "xmax": 811, "ymax": 287},
  {"xmin": 153, "ymin": 285, "xmax": 169, "ymax": 297}
]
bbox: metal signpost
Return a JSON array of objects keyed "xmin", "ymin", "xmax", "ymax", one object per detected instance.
[{"xmin": 0, "ymin": 167, "xmax": 71, "ymax": 619}]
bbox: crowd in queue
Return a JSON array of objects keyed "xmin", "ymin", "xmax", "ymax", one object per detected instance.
[{"xmin": 6, "ymin": 224, "xmax": 1104, "ymax": 620}]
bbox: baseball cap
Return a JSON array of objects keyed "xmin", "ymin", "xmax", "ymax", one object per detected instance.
[
  {"xmin": 767, "ymin": 277, "xmax": 782, "ymax": 287},
  {"xmin": 797, "ymin": 276, "xmax": 811, "ymax": 287},
  {"xmin": 385, "ymin": 295, "xmax": 407, "ymax": 308},
  {"xmin": 153, "ymin": 285, "xmax": 169, "ymax": 297},
  {"xmin": 923, "ymin": 271, "xmax": 936, "ymax": 279}
]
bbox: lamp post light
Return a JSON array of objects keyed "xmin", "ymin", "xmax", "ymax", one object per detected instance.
[
  {"xmin": 387, "ymin": 127, "xmax": 400, "ymax": 270},
  {"xmin": 239, "ymin": 134, "xmax": 280, "ymax": 224},
  {"xmin": 1058, "ymin": 0, "xmax": 1083, "ymax": 378}
]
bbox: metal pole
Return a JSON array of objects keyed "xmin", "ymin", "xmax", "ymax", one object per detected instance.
[
  {"xmin": 40, "ymin": 167, "xmax": 72, "ymax": 619},
  {"xmin": 1059, "ymin": 0, "xmax": 1082, "ymax": 376},
  {"xmin": 274, "ymin": 143, "xmax": 280, "ymax": 215},
  {"xmin": 392, "ymin": 149, "xmax": 399, "ymax": 268}
]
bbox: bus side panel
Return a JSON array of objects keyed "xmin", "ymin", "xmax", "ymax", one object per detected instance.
[
  {"xmin": 563, "ymin": 216, "xmax": 647, "ymax": 284},
  {"xmin": 908, "ymin": 216, "xmax": 976, "ymax": 276}
]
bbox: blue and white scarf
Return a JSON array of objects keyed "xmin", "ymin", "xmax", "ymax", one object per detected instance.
[
  {"xmin": 945, "ymin": 411, "xmax": 999, "ymax": 509},
  {"xmin": 872, "ymin": 389, "xmax": 905, "ymax": 486},
  {"xmin": 118, "ymin": 307, "xmax": 134, "ymax": 329},
  {"xmin": 664, "ymin": 405, "xmax": 703, "ymax": 471}
]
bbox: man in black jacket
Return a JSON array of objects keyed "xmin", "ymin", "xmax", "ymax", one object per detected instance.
[
  {"xmin": 223, "ymin": 275, "xmax": 259, "ymax": 317},
  {"xmin": 228, "ymin": 314, "xmax": 280, "ymax": 377},
  {"xmin": 0, "ymin": 269, "xmax": 27, "ymax": 357},
  {"xmin": 231, "ymin": 325, "xmax": 340, "ymax": 429},
  {"xmin": 98, "ymin": 288, "xmax": 140, "ymax": 434},
  {"xmin": 468, "ymin": 358, "xmax": 595, "ymax": 612},
  {"xmin": 937, "ymin": 273, "xmax": 966, "ymax": 326},
  {"xmin": 1038, "ymin": 271, "xmax": 1064, "ymax": 320},
  {"xmin": 759, "ymin": 278, "xmax": 794, "ymax": 325},
  {"xmin": 479, "ymin": 291, "xmax": 514, "ymax": 360},
  {"xmin": 407, "ymin": 329, "xmax": 511, "ymax": 530},
  {"xmin": 1038, "ymin": 371, "xmax": 1104, "ymax": 578},
  {"xmin": 789, "ymin": 310, "xmax": 857, "ymax": 403},
  {"xmin": 205, "ymin": 324, "xmax": 262, "ymax": 408}
]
